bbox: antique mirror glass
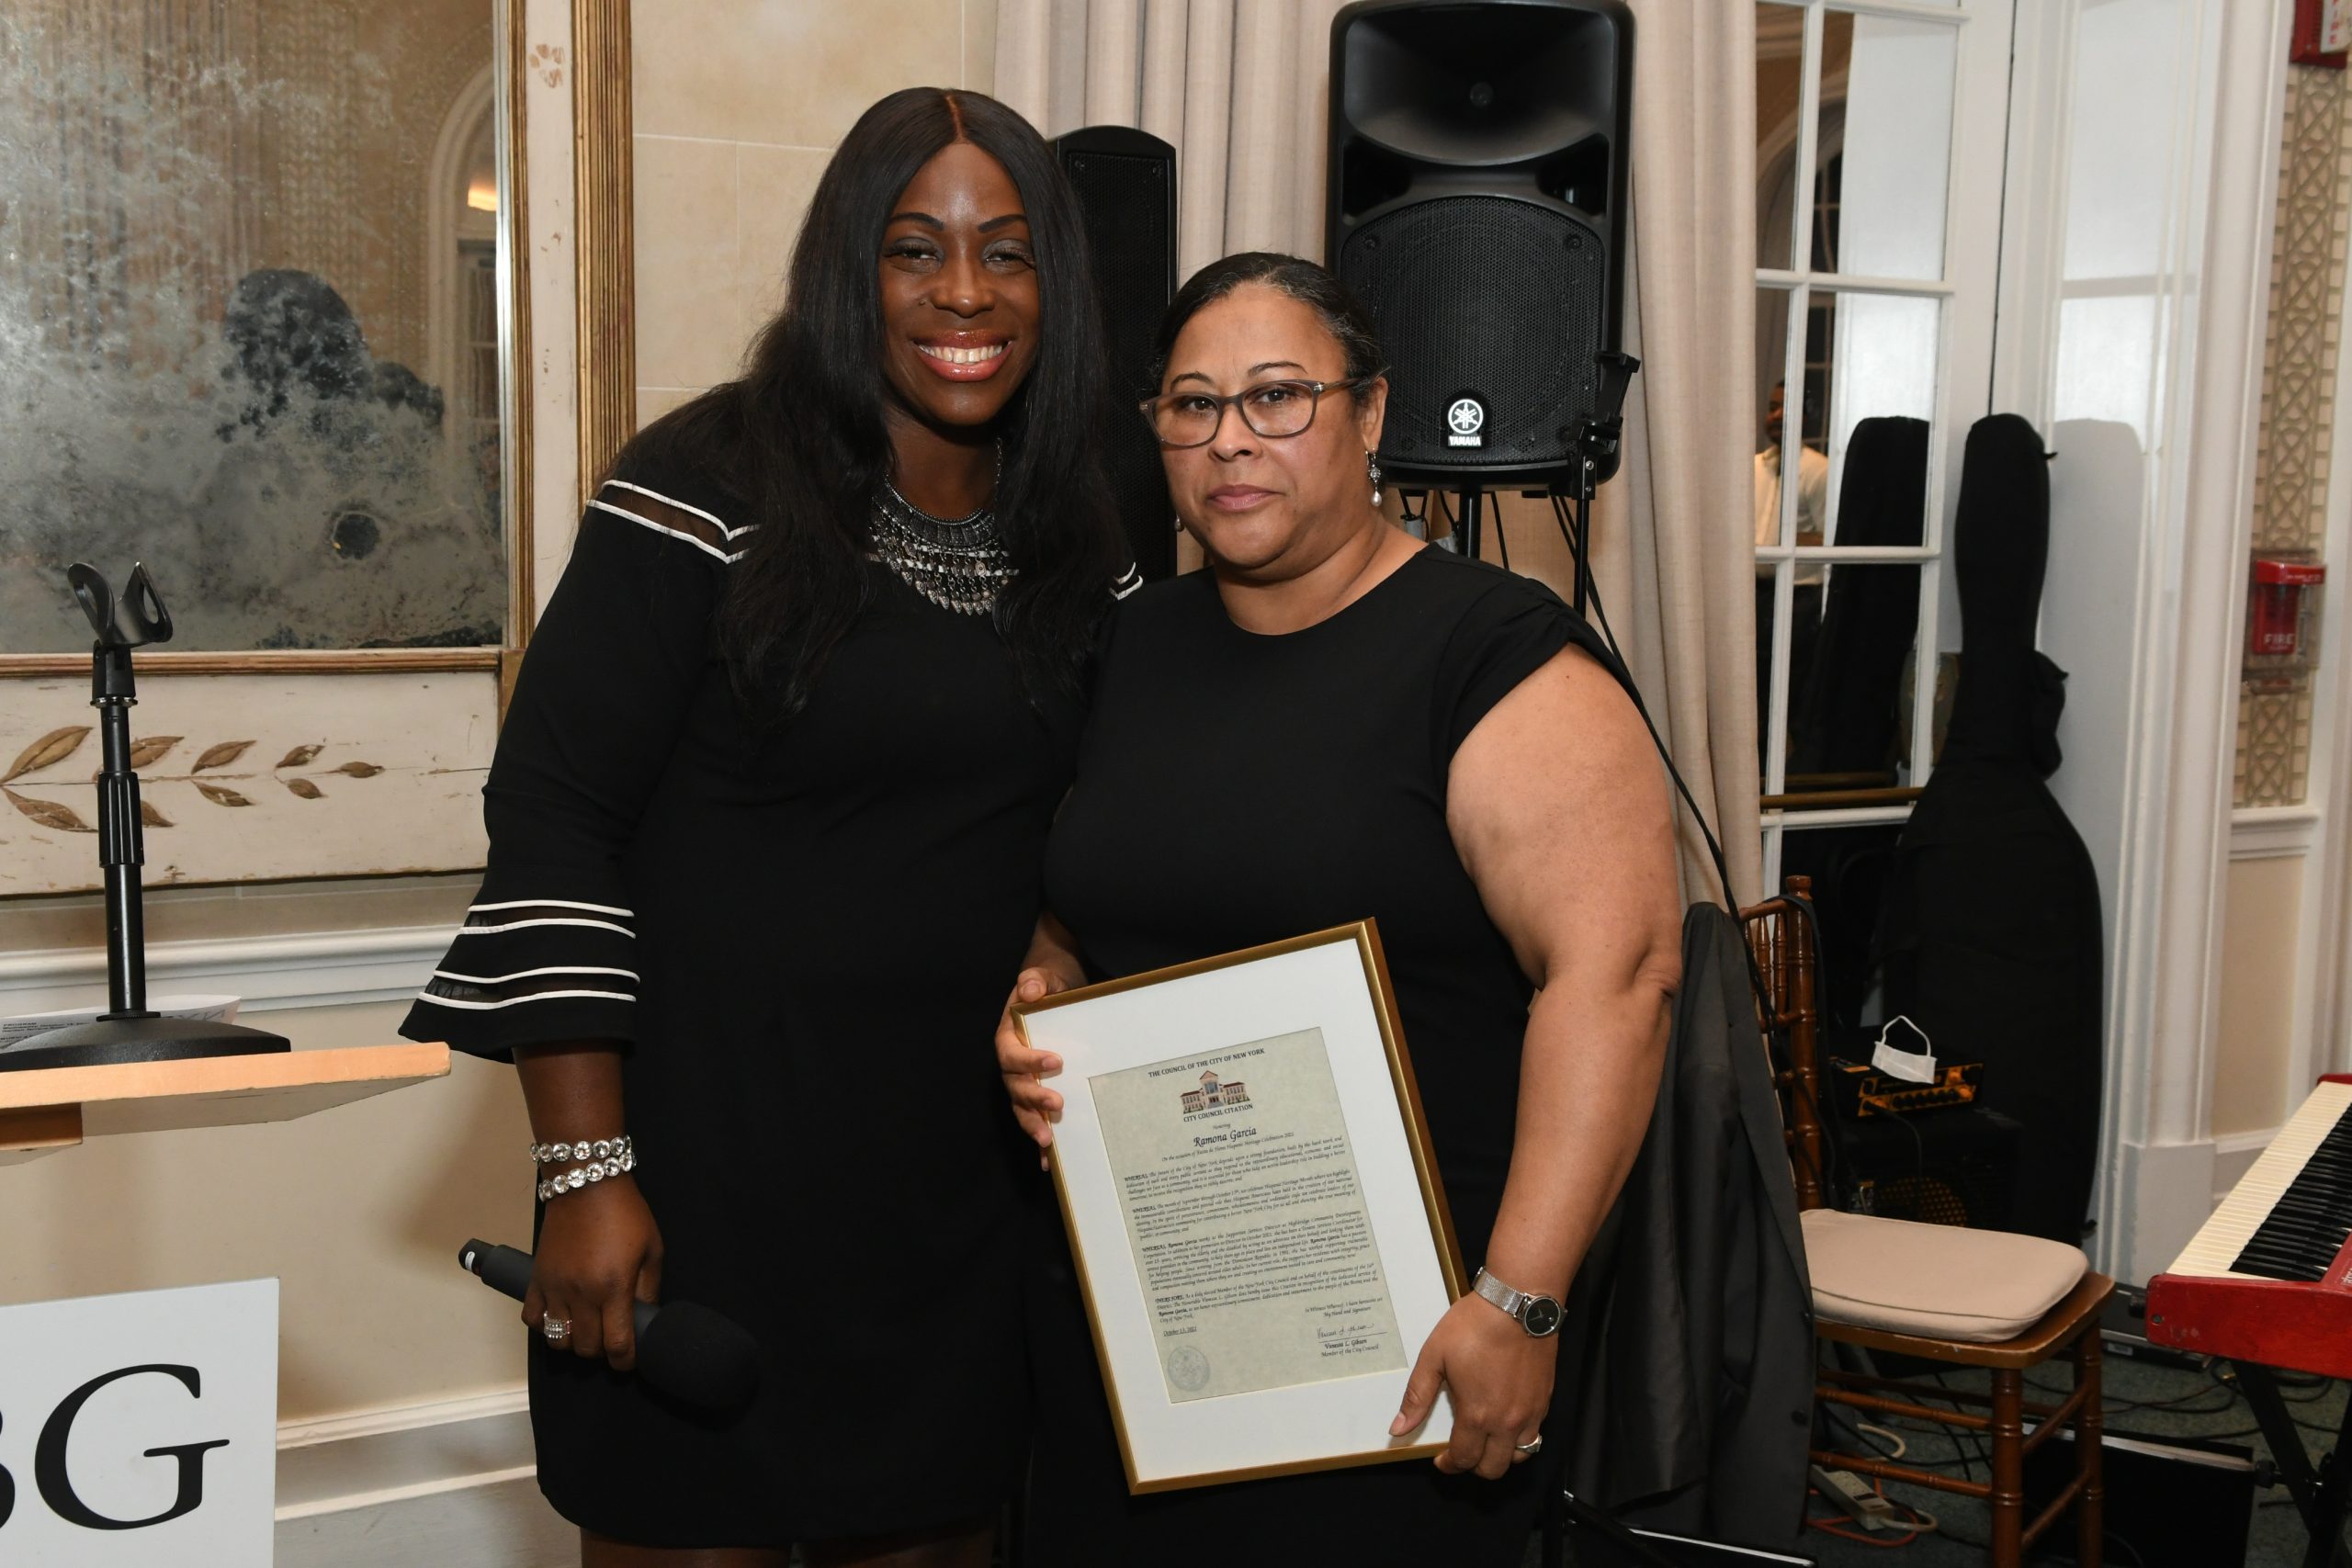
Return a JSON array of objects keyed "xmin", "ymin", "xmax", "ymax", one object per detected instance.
[{"xmin": 0, "ymin": 0, "xmax": 513, "ymax": 654}]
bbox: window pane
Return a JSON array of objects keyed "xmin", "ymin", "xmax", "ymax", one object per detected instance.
[
  {"xmin": 1754, "ymin": 286, "xmax": 1799, "ymax": 551},
  {"xmin": 1755, "ymin": 3, "xmax": 1806, "ymax": 271},
  {"xmin": 1818, "ymin": 290, "xmax": 1939, "ymax": 546},
  {"xmin": 1777, "ymin": 562, "xmax": 1925, "ymax": 798},
  {"xmin": 1818, "ymin": 11, "xmax": 1958, "ymax": 280},
  {"xmin": 1781, "ymin": 822, "xmax": 1907, "ymax": 1032}
]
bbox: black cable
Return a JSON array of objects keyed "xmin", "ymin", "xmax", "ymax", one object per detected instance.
[
  {"xmin": 1928, "ymin": 1372, "xmax": 1994, "ymax": 1482},
  {"xmin": 1547, "ymin": 491, "xmax": 1736, "ymax": 909},
  {"xmin": 1489, "ymin": 490, "xmax": 1511, "ymax": 571},
  {"xmin": 1546, "ymin": 479, "xmax": 1854, "ymax": 1205}
]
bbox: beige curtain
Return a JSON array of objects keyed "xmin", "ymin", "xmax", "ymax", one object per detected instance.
[
  {"xmin": 995, "ymin": 0, "xmax": 1347, "ymax": 281},
  {"xmin": 997, "ymin": 0, "xmax": 1760, "ymax": 905}
]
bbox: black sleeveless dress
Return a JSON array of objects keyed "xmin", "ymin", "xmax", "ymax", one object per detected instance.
[
  {"xmin": 400, "ymin": 454, "xmax": 1080, "ymax": 1546},
  {"xmin": 1029, "ymin": 547, "xmax": 1622, "ymax": 1566}
]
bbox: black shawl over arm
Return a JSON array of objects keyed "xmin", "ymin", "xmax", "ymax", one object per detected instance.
[{"xmin": 1555, "ymin": 903, "xmax": 1815, "ymax": 1551}]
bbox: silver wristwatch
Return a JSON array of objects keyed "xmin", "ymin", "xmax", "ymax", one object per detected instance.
[{"xmin": 1472, "ymin": 1267, "xmax": 1564, "ymax": 1337}]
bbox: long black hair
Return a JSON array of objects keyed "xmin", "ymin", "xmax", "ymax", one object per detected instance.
[
  {"xmin": 1148, "ymin": 252, "xmax": 1388, "ymax": 390},
  {"xmin": 622, "ymin": 88, "xmax": 1123, "ymax": 715}
]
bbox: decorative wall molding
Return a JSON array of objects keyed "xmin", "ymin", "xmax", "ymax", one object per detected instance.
[
  {"xmin": 2111, "ymin": 0, "xmax": 2290, "ymax": 1284},
  {"xmin": 2231, "ymin": 805, "xmax": 2324, "ymax": 859},
  {"xmin": 0, "ymin": 924, "xmax": 450, "ymax": 1017},
  {"xmin": 277, "ymin": 1386, "xmax": 532, "ymax": 1521},
  {"xmin": 571, "ymin": 0, "xmax": 635, "ymax": 502},
  {"xmin": 1998, "ymin": 0, "xmax": 2292, "ymax": 1282},
  {"xmin": 274, "ymin": 1388, "xmax": 563, "ymax": 1567},
  {"xmin": 503, "ymin": 0, "xmax": 538, "ymax": 646}
]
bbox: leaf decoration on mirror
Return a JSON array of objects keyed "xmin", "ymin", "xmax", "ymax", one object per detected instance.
[
  {"xmin": 284, "ymin": 778, "xmax": 324, "ymax": 800},
  {"xmin": 6, "ymin": 787, "xmax": 94, "ymax": 832},
  {"xmin": 335, "ymin": 761, "xmax": 384, "ymax": 777},
  {"xmin": 277, "ymin": 744, "xmax": 322, "ymax": 769},
  {"xmin": 193, "ymin": 739, "xmax": 254, "ymax": 773},
  {"xmin": 5, "ymin": 727, "xmax": 89, "ymax": 784},
  {"xmin": 195, "ymin": 782, "xmax": 253, "ymax": 807},
  {"xmin": 140, "ymin": 800, "xmax": 173, "ymax": 829},
  {"xmin": 129, "ymin": 736, "xmax": 182, "ymax": 769}
]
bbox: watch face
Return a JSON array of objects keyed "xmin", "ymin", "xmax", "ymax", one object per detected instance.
[{"xmin": 1521, "ymin": 1294, "xmax": 1564, "ymax": 1337}]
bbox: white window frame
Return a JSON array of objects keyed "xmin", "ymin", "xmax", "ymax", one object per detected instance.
[{"xmin": 1754, "ymin": 0, "xmax": 2018, "ymax": 893}]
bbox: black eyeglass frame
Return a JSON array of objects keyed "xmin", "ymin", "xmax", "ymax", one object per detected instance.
[{"xmin": 1137, "ymin": 377, "xmax": 1378, "ymax": 449}]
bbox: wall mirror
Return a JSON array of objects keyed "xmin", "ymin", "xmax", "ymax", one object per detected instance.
[
  {"xmin": 0, "ymin": 0, "xmax": 645, "ymax": 897},
  {"xmin": 0, "ymin": 0, "xmax": 529, "ymax": 660}
]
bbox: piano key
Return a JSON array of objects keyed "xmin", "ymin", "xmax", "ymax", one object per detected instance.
[{"xmin": 2171, "ymin": 1083, "xmax": 2352, "ymax": 1280}]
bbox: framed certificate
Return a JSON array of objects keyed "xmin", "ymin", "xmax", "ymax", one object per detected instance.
[{"xmin": 1012, "ymin": 919, "xmax": 1467, "ymax": 1493}]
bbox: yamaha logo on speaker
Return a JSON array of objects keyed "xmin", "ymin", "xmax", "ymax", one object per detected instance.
[{"xmin": 1445, "ymin": 394, "xmax": 1487, "ymax": 448}]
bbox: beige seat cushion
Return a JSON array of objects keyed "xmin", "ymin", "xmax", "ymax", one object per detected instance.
[{"xmin": 1801, "ymin": 1208, "xmax": 2089, "ymax": 1343}]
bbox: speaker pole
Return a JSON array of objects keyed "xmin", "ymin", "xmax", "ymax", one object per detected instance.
[
  {"xmin": 1455, "ymin": 485, "xmax": 1483, "ymax": 562},
  {"xmin": 1572, "ymin": 464, "xmax": 1595, "ymax": 616},
  {"xmin": 1568, "ymin": 351, "xmax": 1642, "ymax": 616}
]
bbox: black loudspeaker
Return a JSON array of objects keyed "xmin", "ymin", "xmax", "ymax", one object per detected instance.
[
  {"xmin": 1328, "ymin": 0, "xmax": 1633, "ymax": 489},
  {"xmin": 1055, "ymin": 125, "xmax": 1178, "ymax": 581},
  {"xmin": 2023, "ymin": 1428, "xmax": 2256, "ymax": 1567},
  {"xmin": 1830, "ymin": 1103, "xmax": 2024, "ymax": 1231}
]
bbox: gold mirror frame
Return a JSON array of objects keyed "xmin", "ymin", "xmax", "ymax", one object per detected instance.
[{"xmin": 0, "ymin": 0, "xmax": 637, "ymax": 685}]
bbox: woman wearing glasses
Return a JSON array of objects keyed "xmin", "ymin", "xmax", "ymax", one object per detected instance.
[
  {"xmin": 997, "ymin": 253, "xmax": 1681, "ymax": 1563},
  {"xmin": 404, "ymin": 89, "xmax": 1125, "ymax": 1566}
]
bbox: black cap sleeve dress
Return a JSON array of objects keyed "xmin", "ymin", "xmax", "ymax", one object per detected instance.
[
  {"xmin": 401, "ymin": 454, "xmax": 1082, "ymax": 1546},
  {"xmin": 1026, "ymin": 547, "xmax": 1625, "ymax": 1566}
]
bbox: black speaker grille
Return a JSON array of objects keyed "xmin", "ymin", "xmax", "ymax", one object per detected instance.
[
  {"xmin": 1060, "ymin": 151, "xmax": 1171, "ymax": 398},
  {"xmin": 1340, "ymin": 195, "xmax": 1603, "ymax": 477},
  {"xmin": 1058, "ymin": 141, "xmax": 1176, "ymax": 580}
]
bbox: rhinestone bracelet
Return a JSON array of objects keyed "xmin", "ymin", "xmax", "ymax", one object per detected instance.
[
  {"xmin": 537, "ymin": 1145, "xmax": 637, "ymax": 1201},
  {"xmin": 530, "ymin": 1135, "xmax": 632, "ymax": 1166}
]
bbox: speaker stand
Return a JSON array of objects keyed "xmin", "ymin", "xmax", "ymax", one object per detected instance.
[
  {"xmin": 1566, "ymin": 350, "xmax": 1642, "ymax": 616},
  {"xmin": 1453, "ymin": 485, "xmax": 1484, "ymax": 562}
]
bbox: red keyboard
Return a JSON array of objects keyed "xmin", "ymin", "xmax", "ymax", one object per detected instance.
[{"xmin": 2145, "ymin": 1077, "xmax": 2352, "ymax": 1379}]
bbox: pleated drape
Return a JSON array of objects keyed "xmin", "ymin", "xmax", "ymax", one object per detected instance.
[
  {"xmin": 997, "ymin": 0, "xmax": 1761, "ymax": 903},
  {"xmin": 996, "ymin": 0, "xmax": 1347, "ymax": 280}
]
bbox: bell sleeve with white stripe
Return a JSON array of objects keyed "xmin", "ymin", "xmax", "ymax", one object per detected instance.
[{"xmin": 400, "ymin": 473, "xmax": 753, "ymax": 1060}]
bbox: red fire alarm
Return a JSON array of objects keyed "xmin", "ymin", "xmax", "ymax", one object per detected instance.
[
  {"xmin": 2250, "ymin": 556, "xmax": 2326, "ymax": 659},
  {"xmin": 2294, "ymin": 0, "xmax": 2351, "ymax": 67}
]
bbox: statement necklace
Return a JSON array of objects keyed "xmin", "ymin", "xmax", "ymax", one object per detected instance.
[{"xmin": 868, "ymin": 448, "xmax": 1013, "ymax": 615}]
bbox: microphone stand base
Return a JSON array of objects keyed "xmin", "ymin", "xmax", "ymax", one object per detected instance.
[{"xmin": 0, "ymin": 1015, "xmax": 292, "ymax": 1074}]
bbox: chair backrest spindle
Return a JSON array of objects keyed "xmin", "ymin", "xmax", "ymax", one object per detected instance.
[{"xmin": 1740, "ymin": 875, "xmax": 1824, "ymax": 1211}]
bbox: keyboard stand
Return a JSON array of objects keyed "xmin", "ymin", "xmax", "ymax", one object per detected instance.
[{"xmin": 2237, "ymin": 1362, "xmax": 2352, "ymax": 1568}]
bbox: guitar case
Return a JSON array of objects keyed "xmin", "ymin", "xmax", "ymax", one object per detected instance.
[{"xmin": 1874, "ymin": 413, "xmax": 2105, "ymax": 1246}]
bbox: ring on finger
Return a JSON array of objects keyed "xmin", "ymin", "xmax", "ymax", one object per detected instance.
[
  {"xmin": 542, "ymin": 1311, "xmax": 571, "ymax": 1343},
  {"xmin": 1514, "ymin": 1433, "xmax": 1544, "ymax": 1457}
]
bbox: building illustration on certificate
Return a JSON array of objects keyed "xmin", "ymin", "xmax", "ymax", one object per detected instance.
[{"xmin": 1180, "ymin": 1069, "xmax": 1250, "ymax": 1114}]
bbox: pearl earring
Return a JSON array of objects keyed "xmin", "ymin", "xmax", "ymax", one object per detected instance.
[{"xmin": 1366, "ymin": 449, "xmax": 1384, "ymax": 508}]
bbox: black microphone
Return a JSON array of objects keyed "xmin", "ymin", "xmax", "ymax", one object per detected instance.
[{"xmin": 458, "ymin": 1239, "xmax": 761, "ymax": 1415}]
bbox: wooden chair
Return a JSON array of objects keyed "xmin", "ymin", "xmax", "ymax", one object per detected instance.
[{"xmin": 1743, "ymin": 875, "xmax": 2113, "ymax": 1568}]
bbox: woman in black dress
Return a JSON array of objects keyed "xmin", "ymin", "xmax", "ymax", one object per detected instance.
[
  {"xmin": 401, "ymin": 89, "xmax": 1125, "ymax": 1566},
  {"xmin": 997, "ymin": 254, "xmax": 1682, "ymax": 1564}
]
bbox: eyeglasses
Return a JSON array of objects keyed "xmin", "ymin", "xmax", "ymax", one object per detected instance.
[{"xmin": 1139, "ymin": 378, "xmax": 1372, "ymax": 449}]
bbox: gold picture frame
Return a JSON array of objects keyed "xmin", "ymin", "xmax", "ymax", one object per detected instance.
[{"xmin": 1013, "ymin": 919, "xmax": 1469, "ymax": 1494}]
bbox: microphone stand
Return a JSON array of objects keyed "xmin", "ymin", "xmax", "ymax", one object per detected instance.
[{"xmin": 0, "ymin": 564, "xmax": 289, "ymax": 1073}]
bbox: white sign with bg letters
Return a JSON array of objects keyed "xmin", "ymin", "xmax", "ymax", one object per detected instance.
[{"xmin": 0, "ymin": 1279, "xmax": 277, "ymax": 1565}]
